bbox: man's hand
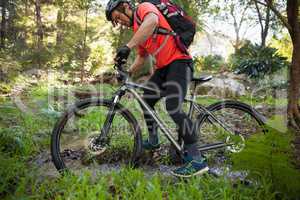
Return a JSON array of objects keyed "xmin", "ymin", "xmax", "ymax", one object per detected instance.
[
  {"xmin": 128, "ymin": 54, "xmax": 147, "ymax": 77},
  {"xmin": 115, "ymin": 45, "xmax": 131, "ymax": 64}
]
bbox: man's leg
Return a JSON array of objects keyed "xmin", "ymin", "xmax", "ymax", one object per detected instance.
[
  {"xmin": 141, "ymin": 68, "xmax": 165, "ymax": 148},
  {"xmin": 164, "ymin": 60, "xmax": 197, "ymax": 148},
  {"xmin": 164, "ymin": 60, "xmax": 209, "ymax": 177}
]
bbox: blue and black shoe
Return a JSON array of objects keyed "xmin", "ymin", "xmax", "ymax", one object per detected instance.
[
  {"xmin": 142, "ymin": 139, "xmax": 160, "ymax": 150},
  {"xmin": 171, "ymin": 156, "xmax": 209, "ymax": 178}
]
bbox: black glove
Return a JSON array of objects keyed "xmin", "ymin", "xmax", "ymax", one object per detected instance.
[{"xmin": 115, "ymin": 45, "xmax": 131, "ymax": 64}]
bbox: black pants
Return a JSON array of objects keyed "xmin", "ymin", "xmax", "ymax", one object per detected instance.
[{"xmin": 142, "ymin": 59, "xmax": 197, "ymax": 145}]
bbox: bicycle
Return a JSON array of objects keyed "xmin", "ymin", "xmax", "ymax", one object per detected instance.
[{"xmin": 51, "ymin": 62, "xmax": 268, "ymax": 173}]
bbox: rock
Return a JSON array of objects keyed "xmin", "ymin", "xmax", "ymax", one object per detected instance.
[
  {"xmin": 25, "ymin": 69, "xmax": 46, "ymax": 79},
  {"xmin": 196, "ymin": 77, "xmax": 246, "ymax": 98},
  {"xmin": 222, "ymin": 72, "xmax": 247, "ymax": 81},
  {"xmin": 254, "ymin": 105, "xmax": 264, "ymax": 110}
]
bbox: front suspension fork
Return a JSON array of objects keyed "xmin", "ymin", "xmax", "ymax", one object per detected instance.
[{"xmin": 95, "ymin": 90, "xmax": 125, "ymax": 143}]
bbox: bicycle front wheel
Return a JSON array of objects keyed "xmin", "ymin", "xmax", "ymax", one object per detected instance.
[
  {"xmin": 51, "ymin": 98, "xmax": 142, "ymax": 174},
  {"xmin": 197, "ymin": 100, "xmax": 267, "ymax": 153}
]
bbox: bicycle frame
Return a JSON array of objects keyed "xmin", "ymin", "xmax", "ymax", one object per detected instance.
[
  {"xmin": 123, "ymin": 81, "xmax": 184, "ymax": 152},
  {"xmin": 183, "ymin": 98, "xmax": 237, "ymax": 151},
  {"xmin": 99, "ymin": 71, "xmax": 238, "ymax": 157}
]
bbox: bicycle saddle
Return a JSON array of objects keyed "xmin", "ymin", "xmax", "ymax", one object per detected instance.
[{"xmin": 191, "ymin": 75, "xmax": 213, "ymax": 85}]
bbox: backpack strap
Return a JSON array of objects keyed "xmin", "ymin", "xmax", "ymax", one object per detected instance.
[
  {"xmin": 156, "ymin": 2, "xmax": 167, "ymax": 10},
  {"xmin": 166, "ymin": 11, "xmax": 180, "ymax": 18},
  {"xmin": 134, "ymin": 9, "xmax": 176, "ymax": 36},
  {"xmin": 153, "ymin": 34, "xmax": 170, "ymax": 56},
  {"xmin": 134, "ymin": 9, "xmax": 143, "ymax": 25},
  {"xmin": 134, "ymin": 9, "xmax": 175, "ymax": 56}
]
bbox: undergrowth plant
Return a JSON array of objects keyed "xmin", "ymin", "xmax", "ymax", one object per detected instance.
[
  {"xmin": 231, "ymin": 118, "xmax": 300, "ymax": 199},
  {"xmin": 6, "ymin": 168, "xmax": 278, "ymax": 200}
]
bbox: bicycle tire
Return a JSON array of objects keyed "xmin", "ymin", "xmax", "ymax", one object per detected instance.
[
  {"xmin": 196, "ymin": 100, "xmax": 267, "ymax": 153},
  {"xmin": 51, "ymin": 98, "xmax": 142, "ymax": 173}
]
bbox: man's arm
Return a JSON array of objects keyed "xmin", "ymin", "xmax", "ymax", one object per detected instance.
[
  {"xmin": 128, "ymin": 54, "xmax": 147, "ymax": 75},
  {"xmin": 126, "ymin": 13, "xmax": 159, "ymax": 49}
]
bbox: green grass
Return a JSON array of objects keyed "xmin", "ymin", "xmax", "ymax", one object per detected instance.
[
  {"xmin": 0, "ymin": 154, "xmax": 27, "ymax": 198},
  {"xmin": 1, "ymin": 78, "xmax": 300, "ymax": 199},
  {"xmin": 239, "ymin": 95, "xmax": 288, "ymax": 107},
  {"xmin": 193, "ymin": 93, "xmax": 288, "ymax": 108},
  {"xmin": 195, "ymin": 96, "xmax": 220, "ymax": 106},
  {"xmin": 74, "ymin": 83, "xmax": 118, "ymax": 100},
  {"xmin": 4, "ymin": 167, "xmax": 278, "ymax": 200}
]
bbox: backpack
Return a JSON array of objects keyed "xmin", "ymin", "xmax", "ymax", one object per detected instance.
[{"xmin": 136, "ymin": 0, "xmax": 196, "ymax": 54}]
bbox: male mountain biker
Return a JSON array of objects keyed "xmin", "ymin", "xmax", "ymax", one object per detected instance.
[{"xmin": 105, "ymin": 0, "xmax": 209, "ymax": 177}]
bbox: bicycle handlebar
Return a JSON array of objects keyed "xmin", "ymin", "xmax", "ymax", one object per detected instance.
[
  {"xmin": 114, "ymin": 61, "xmax": 129, "ymax": 82},
  {"xmin": 114, "ymin": 61, "xmax": 162, "ymax": 95}
]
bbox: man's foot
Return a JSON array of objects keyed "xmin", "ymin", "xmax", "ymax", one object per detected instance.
[
  {"xmin": 142, "ymin": 139, "xmax": 160, "ymax": 150},
  {"xmin": 171, "ymin": 157, "xmax": 209, "ymax": 178}
]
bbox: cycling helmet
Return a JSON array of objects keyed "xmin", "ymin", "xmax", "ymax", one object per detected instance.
[{"xmin": 105, "ymin": 0, "xmax": 132, "ymax": 21}]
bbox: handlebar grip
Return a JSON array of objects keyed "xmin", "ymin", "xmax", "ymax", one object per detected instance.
[
  {"xmin": 115, "ymin": 58, "xmax": 127, "ymax": 71},
  {"xmin": 114, "ymin": 61, "xmax": 129, "ymax": 83}
]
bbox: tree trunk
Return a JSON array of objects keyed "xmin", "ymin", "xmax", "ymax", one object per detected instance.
[
  {"xmin": 229, "ymin": 2, "xmax": 249, "ymax": 53},
  {"xmin": 80, "ymin": 7, "xmax": 88, "ymax": 83},
  {"xmin": 35, "ymin": 0, "xmax": 43, "ymax": 45},
  {"xmin": 287, "ymin": 40, "xmax": 300, "ymax": 130},
  {"xmin": 234, "ymin": 33, "xmax": 240, "ymax": 53},
  {"xmin": 24, "ymin": 0, "xmax": 29, "ymax": 42},
  {"xmin": 56, "ymin": 9, "xmax": 63, "ymax": 46},
  {"xmin": 56, "ymin": 8, "xmax": 64, "ymax": 67},
  {"xmin": 254, "ymin": 0, "xmax": 270, "ymax": 47},
  {"xmin": 0, "ymin": 0, "xmax": 6, "ymax": 49},
  {"xmin": 287, "ymin": 0, "xmax": 300, "ymax": 130},
  {"xmin": 261, "ymin": 5, "xmax": 270, "ymax": 47},
  {"xmin": 230, "ymin": 5, "xmax": 240, "ymax": 53},
  {"xmin": 34, "ymin": 0, "xmax": 43, "ymax": 68}
]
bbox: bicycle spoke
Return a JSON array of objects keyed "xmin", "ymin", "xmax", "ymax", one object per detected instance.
[
  {"xmin": 197, "ymin": 103, "xmax": 266, "ymax": 154},
  {"xmin": 51, "ymin": 99, "xmax": 141, "ymax": 174}
]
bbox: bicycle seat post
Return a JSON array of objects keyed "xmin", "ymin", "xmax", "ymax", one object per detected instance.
[
  {"xmin": 187, "ymin": 81, "xmax": 197, "ymax": 118},
  {"xmin": 191, "ymin": 81, "xmax": 197, "ymax": 101}
]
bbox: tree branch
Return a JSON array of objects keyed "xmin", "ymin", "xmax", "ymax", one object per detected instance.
[
  {"xmin": 242, "ymin": 21, "xmax": 257, "ymax": 38},
  {"xmin": 254, "ymin": 0, "xmax": 264, "ymax": 32},
  {"xmin": 238, "ymin": 3, "xmax": 250, "ymax": 30},
  {"xmin": 229, "ymin": 4, "xmax": 239, "ymax": 38},
  {"xmin": 263, "ymin": 3, "xmax": 271, "ymax": 42},
  {"xmin": 251, "ymin": 0, "xmax": 292, "ymax": 31}
]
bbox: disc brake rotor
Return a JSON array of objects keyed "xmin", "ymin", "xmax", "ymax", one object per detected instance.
[
  {"xmin": 84, "ymin": 135, "xmax": 108, "ymax": 155},
  {"xmin": 225, "ymin": 134, "xmax": 245, "ymax": 153}
]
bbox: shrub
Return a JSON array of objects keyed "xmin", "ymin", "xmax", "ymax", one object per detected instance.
[
  {"xmin": 0, "ymin": 53, "xmax": 21, "ymax": 82},
  {"xmin": 0, "ymin": 127, "xmax": 33, "ymax": 157},
  {"xmin": 194, "ymin": 55, "xmax": 226, "ymax": 72},
  {"xmin": 231, "ymin": 119, "xmax": 300, "ymax": 199},
  {"xmin": 229, "ymin": 41, "xmax": 289, "ymax": 78},
  {"xmin": 0, "ymin": 154, "xmax": 27, "ymax": 197}
]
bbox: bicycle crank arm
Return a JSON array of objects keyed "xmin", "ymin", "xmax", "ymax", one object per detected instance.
[{"xmin": 198, "ymin": 142, "xmax": 233, "ymax": 152}]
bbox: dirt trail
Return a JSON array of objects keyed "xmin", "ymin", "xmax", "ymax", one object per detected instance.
[{"xmin": 30, "ymin": 145, "xmax": 249, "ymax": 185}]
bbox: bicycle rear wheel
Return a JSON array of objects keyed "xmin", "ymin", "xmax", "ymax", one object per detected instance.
[
  {"xmin": 197, "ymin": 100, "xmax": 267, "ymax": 153},
  {"xmin": 51, "ymin": 98, "xmax": 142, "ymax": 174}
]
